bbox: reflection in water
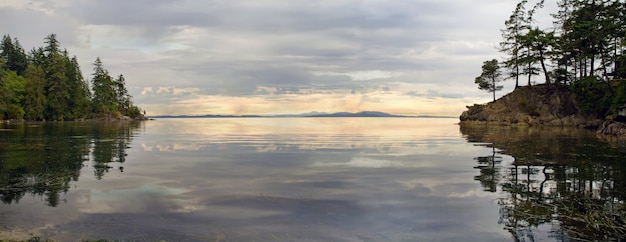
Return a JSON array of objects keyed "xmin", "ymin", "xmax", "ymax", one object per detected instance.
[
  {"xmin": 4, "ymin": 118, "xmax": 625, "ymax": 241},
  {"xmin": 461, "ymin": 124, "xmax": 626, "ymax": 241},
  {"xmin": 0, "ymin": 121, "xmax": 140, "ymax": 207},
  {"xmin": 474, "ymin": 147, "xmax": 502, "ymax": 193},
  {"xmin": 3, "ymin": 118, "xmax": 509, "ymax": 241}
]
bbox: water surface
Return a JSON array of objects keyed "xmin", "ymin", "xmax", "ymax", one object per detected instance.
[{"xmin": 0, "ymin": 118, "xmax": 624, "ymax": 241}]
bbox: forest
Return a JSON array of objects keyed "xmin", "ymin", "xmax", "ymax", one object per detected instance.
[
  {"xmin": 475, "ymin": 0, "xmax": 626, "ymax": 118},
  {"xmin": 0, "ymin": 33, "xmax": 142, "ymax": 121}
]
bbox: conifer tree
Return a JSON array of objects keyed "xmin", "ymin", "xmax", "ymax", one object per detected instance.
[
  {"xmin": 0, "ymin": 35, "xmax": 28, "ymax": 75},
  {"xmin": 475, "ymin": 59, "xmax": 504, "ymax": 102},
  {"xmin": 43, "ymin": 34, "xmax": 70, "ymax": 120},
  {"xmin": 91, "ymin": 57, "xmax": 117, "ymax": 115},
  {"xmin": 500, "ymin": 0, "xmax": 529, "ymax": 88},
  {"xmin": 114, "ymin": 74, "xmax": 132, "ymax": 114},
  {"xmin": 23, "ymin": 64, "xmax": 46, "ymax": 120},
  {"xmin": 65, "ymin": 53, "xmax": 90, "ymax": 119},
  {"xmin": 0, "ymin": 33, "xmax": 143, "ymax": 120}
]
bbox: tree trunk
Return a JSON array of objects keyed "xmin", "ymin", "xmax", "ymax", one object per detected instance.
[
  {"xmin": 528, "ymin": 62, "xmax": 533, "ymax": 86},
  {"xmin": 539, "ymin": 48, "xmax": 550, "ymax": 85},
  {"xmin": 590, "ymin": 56, "xmax": 595, "ymax": 76},
  {"xmin": 491, "ymin": 77, "xmax": 496, "ymax": 101},
  {"xmin": 515, "ymin": 64, "xmax": 519, "ymax": 88}
]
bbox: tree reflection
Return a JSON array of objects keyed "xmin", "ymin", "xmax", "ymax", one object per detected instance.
[
  {"xmin": 0, "ymin": 121, "xmax": 140, "ymax": 206},
  {"xmin": 461, "ymin": 124, "xmax": 626, "ymax": 241},
  {"xmin": 474, "ymin": 146, "xmax": 502, "ymax": 192}
]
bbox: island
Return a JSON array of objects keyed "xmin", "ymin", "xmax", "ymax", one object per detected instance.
[
  {"xmin": 459, "ymin": 0, "xmax": 626, "ymax": 137},
  {"xmin": 305, "ymin": 111, "xmax": 404, "ymax": 117},
  {"xmin": 150, "ymin": 111, "xmax": 410, "ymax": 118}
]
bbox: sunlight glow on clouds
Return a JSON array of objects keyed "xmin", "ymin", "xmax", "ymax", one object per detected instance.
[{"xmin": 0, "ymin": 0, "xmax": 555, "ymax": 116}]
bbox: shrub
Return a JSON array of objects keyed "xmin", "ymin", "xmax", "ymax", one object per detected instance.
[{"xmin": 570, "ymin": 76, "xmax": 611, "ymax": 118}]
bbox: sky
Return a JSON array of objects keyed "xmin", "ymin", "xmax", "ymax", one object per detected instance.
[{"xmin": 0, "ymin": 0, "xmax": 557, "ymax": 116}]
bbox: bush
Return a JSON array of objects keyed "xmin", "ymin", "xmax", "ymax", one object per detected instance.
[
  {"xmin": 6, "ymin": 104, "xmax": 24, "ymax": 119},
  {"xmin": 610, "ymin": 79, "xmax": 626, "ymax": 116},
  {"xmin": 570, "ymin": 76, "xmax": 611, "ymax": 117},
  {"xmin": 127, "ymin": 105, "xmax": 142, "ymax": 119}
]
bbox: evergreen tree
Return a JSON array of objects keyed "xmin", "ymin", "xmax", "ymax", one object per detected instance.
[
  {"xmin": 28, "ymin": 47, "xmax": 46, "ymax": 67},
  {"xmin": 475, "ymin": 59, "xmax": 504, "ymax": 102},
  {"xmin": 500, "ymin": 0, "xmax": 529, "ymax": 88},
  {"xmin": 91, "ymin": 57, "xmax": 117, "ymax": 115},
  {"xmin": 65, "ymin": 54, "xmax": 90, "ymax": 119},
  {"xmin": 491, "ymin": 0, "xmax": 626, "ymax": 117},
  {"xmin": 23, "ymin": 64, "xmax": 46, "ymax": 120},
  {"xmin": 0, "ymin": 35, "xmax": 28, "ymax": 75},
  {"xmin": 43, "ymin": 34, "xmax": 70, "ymax": 120},
  {"xmin": 0, "ymin": 33, "xmax": 143, "ymax": 120},
  {"xmin": 114, "ymin": 74, "xmax": 132, "ymax": 114},
  {"xmin": 523, "ymin": 28, "xmax": 557, "ymax": 85},
  {"xmin": 561, "ymin": 1, "xmax": 608, "ymax": 78},
  {"xmin": 552, "ymin": 0, "xmax": 575, "ymax": 84}
]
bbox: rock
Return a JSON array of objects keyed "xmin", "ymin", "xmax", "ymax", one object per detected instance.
[
  {"xmin": 118, "ymin": 115, "xmax": 132, "ymax": 121},
  {"xmin": 459, "ymin": 85, "xmax": 600, "ymax": 127},
  {"xmin": 598, "ymin": 121, "xmax": 626, "ymax": 136}
]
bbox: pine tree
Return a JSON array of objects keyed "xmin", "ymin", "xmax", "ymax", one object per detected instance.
[
  {"xmin": 522, "ymin": 28, "xmax": 557, "ymax": 85},
  {"xmin": 0, "ymin": 33, "xmax": 143, "ymax": 120},
  {"xmin": 91, "ymin": 57, "xmax": 117, "ymax": 115},
  {"xmin": 23, "ymin": 64, "xmax": 47, "ymax": 120},
  {"xmin": 114, "ymin": 74, "xmax": 132, "ymax": 114},
  {"xmin": 65, "ymin": 54, "xmax": 91, "ymax": 119},
  {"xmin": 29, "ymin": 47, "xmax": 46, "ymax": 67},
  {"xmin": 0, "ymin": 35, "xmax": 28, "ymax": 75},
  {"xmin": 500, "ymin": 0, "xmax": 529, "ymax": 88},
  {"xmin": 475, "ymin": 59, "xmax": 504, "ymax": 102},
  {"xmin": 43, "ymin": 34, "xmax": 70, "ymax": 120}
]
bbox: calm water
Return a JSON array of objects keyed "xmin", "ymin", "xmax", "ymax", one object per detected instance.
[{"xmin": 0, "ymin": 118, "xmax": 625, "ymax": 241}]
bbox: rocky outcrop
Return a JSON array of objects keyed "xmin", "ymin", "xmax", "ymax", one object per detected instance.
[
  {"xmin": 460, "ymin": 85, "xmax": 602, "ymax": 128},
  {"xmin": 597, "ymin": 120, "xmax": 626, "ymax": 136}
]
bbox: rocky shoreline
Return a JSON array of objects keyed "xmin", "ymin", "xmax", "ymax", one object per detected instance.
[
  {"xmin": 459, "ymin": 85, "xmax": 626, "ymax": 137},
  {"xmin": 0, "ymin": 114, "xmax": 150, "ymax": 123}
]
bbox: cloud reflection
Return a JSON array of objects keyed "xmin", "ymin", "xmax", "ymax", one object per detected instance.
[{"xmin": 1, "ymin": 118, "xmax": 509, "ymax": 241}]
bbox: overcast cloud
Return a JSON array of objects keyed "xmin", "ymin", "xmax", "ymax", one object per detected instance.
[{"xmin": 0, "ymin": 0, "xmax": 557, "ymax": 116}]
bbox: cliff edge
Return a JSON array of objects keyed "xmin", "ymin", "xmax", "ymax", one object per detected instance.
[{"xmin": 459, "ymin": 85, "xmax": 602, "ymax": 128}]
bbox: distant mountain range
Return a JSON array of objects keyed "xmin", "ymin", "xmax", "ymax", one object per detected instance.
[
  {"xmin": 149, "ymin": 111, "xmax": 454, "ymax": 118},
  {"xmin": 304, "ymin": 111, "xmax": 404, "ymax": 117}
]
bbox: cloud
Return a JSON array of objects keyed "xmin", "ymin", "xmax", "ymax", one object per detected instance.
[{"xmin": 0, "ymin": 0, "xmax": 553, "ymax": 115}]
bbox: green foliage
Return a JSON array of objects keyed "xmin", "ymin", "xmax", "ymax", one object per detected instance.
[
  {"xmin": 570, "ymin": 76, "xmax": 611, "ymax": 117},
  {"xmin": 0, "ymin": 70, "xmax": 25, "ymax": 119},
  {"xmin": 491, "ymin": 0, "xmax": 626, "ymax": 119},
  {"xmin": 5, "ymin": 104, "xmax": 24, "ymax": 119},
  {"xmin": 0, "ymin": 34, "xmax": 28, "ymax": 75},
  {"xmin": 475, "ymin": 59, "xmax": 503, "ymax": 101},
  {"xmin": 23, "ymin": 64, "xmax": 46, "ymax": 120},
  {"xmin": 91, "ymin": 57, "xmax": 119, "ymax": 115},
  {"xmin": 610, "ymin": 79, "xmax": 626, "ymax": 115},
  {"xmin": 0, "ymin": 33, "xmax": 142, "ymax": 121},
  {"xmin": 127, "ymin": 105, "xmax": 142, "ymax": 119},
  {"xmin": 65, "ymin": 55, "xmax": 91, "ymax": 119},
  {"xmin": 44, "ymin": 52, "xmax": 70, "ymax": 120},
  {"xmin": 500, "ymin": 0, "xmax": 529, "ymax": 88},
  {"xmin": 114, "ymin": 74, "xmax": 132, "ymax": 114},
  {"xmin": 0, "ymin": 122, "xmax": 139, "ymax": 206}
]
